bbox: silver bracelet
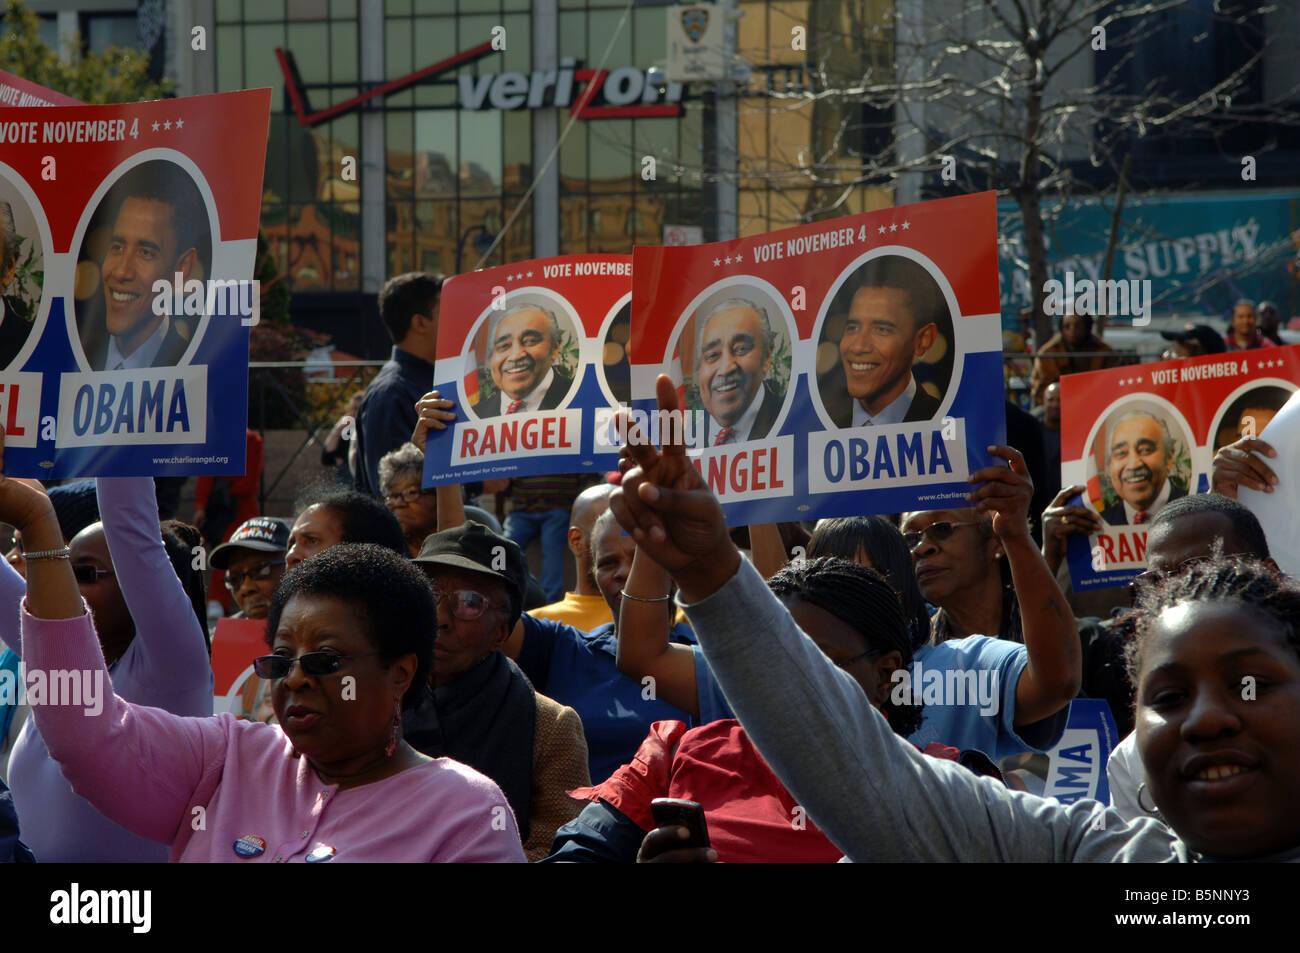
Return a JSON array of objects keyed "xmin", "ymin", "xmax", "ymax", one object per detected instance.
[
  {"xmin": 620, "ymin": 589, "xmax": 671, "ymax": 603},
  {"xmin": 22, "ymin": 546, "xmax": 71, "ymax": 561}
]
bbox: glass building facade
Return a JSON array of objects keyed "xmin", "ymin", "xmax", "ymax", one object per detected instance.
[{"xmin": 202, "ymin": 0, "xmax": 893, "ymax": 350}]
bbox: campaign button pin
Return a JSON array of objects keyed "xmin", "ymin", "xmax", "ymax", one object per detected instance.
[
  {"xmin": 305, "ymin": 843, "xmax": 336, "ymax": 863},
  {"xmin": 233, "ymin": 834, "xmax": 266, "ymax": 858}
]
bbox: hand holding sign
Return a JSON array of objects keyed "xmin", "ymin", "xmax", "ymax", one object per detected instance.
[
  {"xmin": 411, "ymin": 390, "xmax": 456, "ymax": 453},
  {"xmin": 1211, "ymin": 436, "xmax": 1278, "ymax": 498},
  {"xmin": 967, "ymin": 445, "xmax": 1034, "ymax": 543},
  {"xmin": 1041, "ymin": 484, "xmax": 1104, "ymax": 576},
  {"xmin": 0, "ymin": 425, "xmax": 59, "ymax": 539},
  {"xmin": 611, "ymin": 375, "xmax": 738, "ymax": 602}
]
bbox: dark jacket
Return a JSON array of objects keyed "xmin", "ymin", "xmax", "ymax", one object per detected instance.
[
  {"xmin": 818, "ymin": 362, "xmax": 941, "ymax": 428},
  {"xmin": 705, "ymin": 380, "xmax": 784, "ymax": 443},
  {"xmin": 351, "ymin": 347, "xmax": 435, "ymax": 497},
  {"xmin": 79, "ymin": 311, "xmax": 195, "ymax": 371},
  {"xmin": 0, "ymin": 296, "xmax": 35, "ymax": 369},
  {"xmin": 476, "ymin": 369, "xmax": 574, "ymax": 418},
  {"xmin": 1100, "ymin": 476, "xmax": 1188, "ymax": 525}
]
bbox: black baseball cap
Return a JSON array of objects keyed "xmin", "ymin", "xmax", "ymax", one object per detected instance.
[
  {"xmin": 1159, "ymin": 324, "xmax": 1226, "ymax": 356},
  {"xmin": 412, "ymin": 520, "xmax": 527, "ymax": 624},
  {"xmin": 209, "ymin": 517, "xmax": 291, "ymax": 569}
]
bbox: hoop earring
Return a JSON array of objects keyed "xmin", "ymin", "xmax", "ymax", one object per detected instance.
[
  {"xmin": 385, "ymin": 697, "xmax": 402, "ymax": 758},
  {"xmin": 1137, "ymin": 782, "xmax": 1160, "ymax": 817}
]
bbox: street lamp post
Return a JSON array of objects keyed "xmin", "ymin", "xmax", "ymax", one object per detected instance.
[{"xmin": 456, "ymin": 225, "xmax": 495, "ymax": 273}]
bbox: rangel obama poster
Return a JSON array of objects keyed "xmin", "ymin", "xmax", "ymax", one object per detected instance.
[
  {"xmin": 0, "ymin": 88, "xmax": 269, "ymax": 476},
  {"xmin": 422, "ymin": 254, "xmax": 630, "ymax": 484},
  {"xmin": 629, "ymin": 192, "xmax": 1006, "ymax": 523},
  {"xmin": 1062, "ymin": 345, "xmax": 1300, "ymax": 590}
]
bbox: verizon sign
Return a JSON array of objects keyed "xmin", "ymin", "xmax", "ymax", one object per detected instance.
[
  {"xmin": 278, "ymin": 44, "xmax": 684, "ymax": 127},
  {"xmin": 459, "ymin": 58, "xmax": 684, "ymax": 118}
]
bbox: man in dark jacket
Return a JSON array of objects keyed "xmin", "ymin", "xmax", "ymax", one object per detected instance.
[{"xmin": 351, "ymin": 272, "xmax": 443, "ymax": 496}]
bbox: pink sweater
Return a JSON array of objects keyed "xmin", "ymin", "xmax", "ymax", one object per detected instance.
[{"xmin": 25, "ymin": 605, "xmax": 525, "ymax": 863}]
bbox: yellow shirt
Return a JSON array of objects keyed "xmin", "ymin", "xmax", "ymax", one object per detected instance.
[{"xmin": 530, "ymin": 591, "xmax": 687, "ymax": 631}]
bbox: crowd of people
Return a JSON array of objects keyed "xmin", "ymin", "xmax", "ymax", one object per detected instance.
[{"xmin": 1, "ymin": 271, "xmax": 1297, "ymax": 864}]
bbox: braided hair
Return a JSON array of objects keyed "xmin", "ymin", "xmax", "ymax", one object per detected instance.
[
  {"xmin": 1126, "ymin": 554, "xmax": 1300, "ymax": 685},
  {"xmin": 768, "ymin": 556, "xmax": 923, "ymax": 736},
  {"xmin": 808, "ymin": 516, "xmax": 932, "ymax": 652},
  {"xmin": 161, "ymin": 519, "xmax": 211, "ymax": 654}
]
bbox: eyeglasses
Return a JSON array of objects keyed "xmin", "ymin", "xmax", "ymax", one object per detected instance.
[
  {"xmin": 72, "ymin": 564, "xmax": 115, "ymax": 585},
  {"xmin": 1129, "ymin": 553, "xmax": 1253, "ymax": 600},
  {"xmin": 432, "ymin": 588, "xmax": 494, "ymax": 621},
  {"xmin": 834, "ymin": 648, "xmax": 883, "ymax": 670},
  {"xmin": 252, "ymin": 651, "xmax": 383, "ymax": 679},
  {"xmin": 383, "ymin": 487, "xmax": 431, "ymax": 507},
  {"xmin": 224, "ymin": 560, "xmax": 286, "ymax": 591},
  {"xmin": 902, "ymin": 520, "xmax": 985, "ymax": 552}
]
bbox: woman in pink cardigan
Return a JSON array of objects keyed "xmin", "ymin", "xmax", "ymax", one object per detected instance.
[{"xmin": 1, "ymin": 432, "xmax": 524, "ymax": 863}]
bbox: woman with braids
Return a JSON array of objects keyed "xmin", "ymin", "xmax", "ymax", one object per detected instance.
[
  {"xmin": 0, "ymin": 476, "xmax": 213, "ymax": 861},
  {"xmin": 549, "ymin": 557, "xmax": 1003, "ymax": 863},
  {"xmin": 804, "ymin": 516, "xmax": 934, "ymax": 652},
  {"xmin": 612, "ymin": 380, "xmax": 1300, "ymax": 860},
  {"xmin": 616, "ymin": 445, "xmax": 1079, "ymax": 764}
]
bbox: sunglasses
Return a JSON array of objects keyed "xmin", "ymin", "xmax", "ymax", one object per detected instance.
[
  {"xmin": 224, "ymin": 560, "xmax": 286, "ymax": 591},
  {"xmin": 384, "ymin": 487, "xmax": 430, "ymax": 507},
  {"xmin": 1128, "ymin": 553, "xmax": 1253, "ymax": 601},
  {"xmin": 902, "ymin": 520, "xmax": 984, "ymax": 552},
  {"xmin": 834, "ymin": 648, "xmax": 883, "ymax": 670},
  {"xmin": 252, "ymin": 651, "xmax": 382, "ymax": 679},
  {"xmin": 72, "ymin": 563, "xmax": 115, "ymax": 585},
  {"xmin": 433, "ymin": 588, "xmax": 494, "ymax": 621}
]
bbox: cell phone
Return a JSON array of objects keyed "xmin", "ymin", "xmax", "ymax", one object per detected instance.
[{"xmin": 650, "ymin": 798, "xmax": 710, "ymax": 849}]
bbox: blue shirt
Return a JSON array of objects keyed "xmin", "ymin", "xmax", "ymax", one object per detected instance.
[
  {"xmin": 516, "ymin": 616, "xmax": 703, "ymax": 783},
  {"xmin": 688, "ymin": 630, "xmax": 1067, "ymax": 764},
  {"xmin": 905, "ymin": 636, "xmax": 1070, "ymax": 762}
]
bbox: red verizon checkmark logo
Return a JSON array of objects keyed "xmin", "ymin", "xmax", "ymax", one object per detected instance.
[
  {"xmin": 276, "ymin": 45, "xmax": 684, "ymax": 126},
  {"xmin": 276, "ymin": 43, "xmax": 496, "ymax": 127}
]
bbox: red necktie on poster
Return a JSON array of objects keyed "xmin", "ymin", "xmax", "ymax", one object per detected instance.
[
  {"xmin": 1134, "ymin": 510, "xmax": 1149, "ymax": 524},
  {"xmin": 507, "ymin": 399, "xmax": 525, "ymax": 414},
  {"xmin": 714, "ymin": 426, "xmax": 735, "ymax": 446}
]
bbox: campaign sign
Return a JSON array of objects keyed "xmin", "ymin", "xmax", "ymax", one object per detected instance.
[
  {"xmin": 1236, "ymin": 388, "xmax": 1300, "ymax": 576},
  {"xmin": 999, "ymin": 699, "xmax": 1119, "ymax": 805},
  {"xmin": 0, "ymin": 89, "xmax": 270, "ymax": 476},
  {"xmin": 629, "ymin": 192, "xmax": 1005, "ymax": 524},
  {"xmin": 0, "ymin": 70, "xmax": 82, "ymax": 108},
  {"xmin": 422, "ymin": 255, "xmax": 630, "ymax": 484},
  {"xmin": 211, "ymin": 616, "xmax": 275, "ymax": 722},
  {"xmin": 1063, "ymin": 346, "xmax": 1300, "ymax": 590}
]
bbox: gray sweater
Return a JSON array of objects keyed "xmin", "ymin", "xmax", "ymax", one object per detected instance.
[{"xmin": 684, "ymin": 558, "xmax": 1190, "ymax": 862}]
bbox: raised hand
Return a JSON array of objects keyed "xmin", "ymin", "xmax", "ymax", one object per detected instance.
[
  {"xmin": 609, "ymin": 375, "xmax": 738, "ymax": 601},
  {"xmin": 966, "ymin": 445, "xmax": 1035, "ymax": 542},
  {"xmin": 1212, "ymin": 436, "xmax": 1278, "ymax": 498}
]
